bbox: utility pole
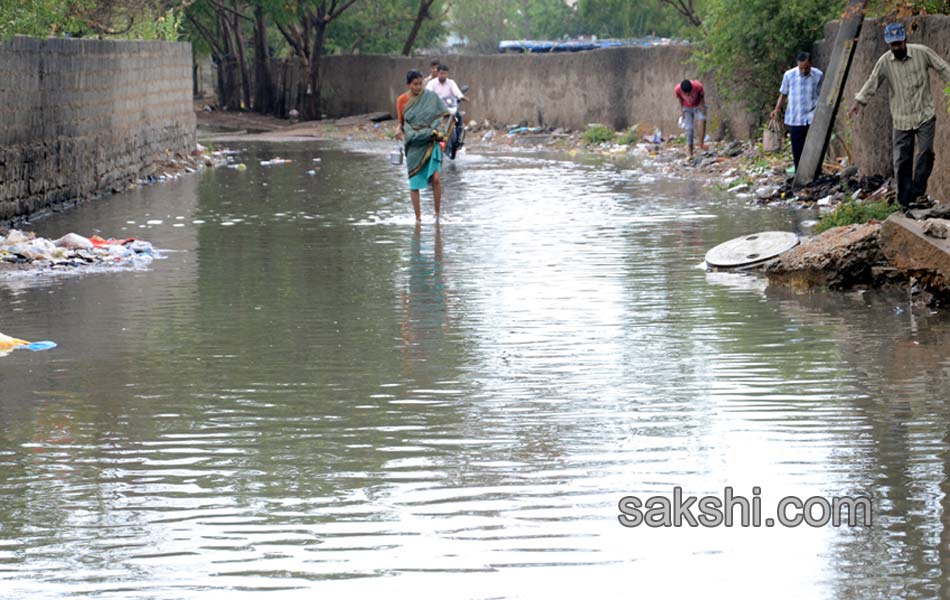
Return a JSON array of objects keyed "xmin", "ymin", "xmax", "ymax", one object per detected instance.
[{"xmin": 794, "ymin": 0, "xmax": 868, "ymax": 187}]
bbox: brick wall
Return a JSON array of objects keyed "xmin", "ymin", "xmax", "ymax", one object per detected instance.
[{"xmin": 0, "ymin": 36, "xmax": 196, "ymax": 224}]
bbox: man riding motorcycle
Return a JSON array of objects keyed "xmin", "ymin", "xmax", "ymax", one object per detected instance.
[{"xmin": 425, "ymin": 64, "xmax": 468, "ymax": 159}]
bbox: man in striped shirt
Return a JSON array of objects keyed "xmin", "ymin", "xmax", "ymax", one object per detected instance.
[
  {"xmin": 771, "ymin": 52, "xmax": 824, "ymax": 171},
  {"xmin": 849, "ymin": 23, "xmax": 950, "ymax": 210}
]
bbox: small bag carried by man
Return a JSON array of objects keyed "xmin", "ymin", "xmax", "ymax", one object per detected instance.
[{"xmin": 762, "ymin": 117, "xmax": 784, "ymax": 153}]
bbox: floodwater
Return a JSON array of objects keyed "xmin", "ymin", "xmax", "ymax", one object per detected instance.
[{"xmin": 3, "ymin": 141, "xmax": 950, "ymax": 599}]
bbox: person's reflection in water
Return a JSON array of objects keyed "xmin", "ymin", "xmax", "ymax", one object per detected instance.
[{"xmin": 400, "ymin": 223, "xmax": 448, "ymax": 380}]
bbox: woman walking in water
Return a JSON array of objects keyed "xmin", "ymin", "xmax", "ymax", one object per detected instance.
[{"xmin": 395, "ymin": 69, "xmax": 452, "ymax": 222}]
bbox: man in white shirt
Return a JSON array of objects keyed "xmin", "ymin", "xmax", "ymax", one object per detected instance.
[{"xmin": 425, "ymin": 64, "xmax": 467, "ymax": 102}]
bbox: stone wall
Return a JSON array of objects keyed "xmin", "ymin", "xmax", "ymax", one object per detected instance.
[
  {"xmin": 0, "ymin": 36, "xmax": 196, "ymax": 224},
  {"xmin": 315, "ymin": 46, "xmax": 755, "ymax": 140},
  {"xmin": 815, "ymin": 15, "xmax": 950, "ymax": 201}
]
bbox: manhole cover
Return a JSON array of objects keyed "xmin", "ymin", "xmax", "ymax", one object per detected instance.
[{"xmin": 705, "ymin": 231, "xmax": 800, "ymax": 269}]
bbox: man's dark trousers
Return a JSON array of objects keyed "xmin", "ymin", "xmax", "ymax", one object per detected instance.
[
  {"xmin": 788, "ymin": 125, "xmax": 809, "ymax": 171},
  {"xmin": 893, "ymin": 117, "xmax": 936, "ymax": 208}
]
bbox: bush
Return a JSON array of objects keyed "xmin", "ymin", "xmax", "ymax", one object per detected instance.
[
  {"xmin": 616, "ymin": 127, "xmax": 639, "ymax": 145},
  {"xmin": 582, "ymin": 124, "xmax": 616, "ymax": 145},
  {"xmin": 694, "ymin": 0, "xmax": 846, "ymax": 113},
  {"xmin": 814, "ymin": 200, "xmax": 900, "ymax": 234}
]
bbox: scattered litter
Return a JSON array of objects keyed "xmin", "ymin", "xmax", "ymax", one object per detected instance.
[
  {"xmin": 307, "ymin": 170, "xmax": 317, "ymax": 175},
  {"xmin": 0, "ymin": 229, "xmax": 158, "ymax": 275},
  {"xmin": 312, "ymin": 158, "xmax": 322, "ymax": 163},
  {"xmin": 508, "ymin": 126, "xmax": 543, "ymax": 136},
  {"xmin": 260, "ymin": 157, "xmax": 293, "ymax": 166},
  {"xmin": 0, "ymin": 332, "xmax": 57, "ymax": 356}
]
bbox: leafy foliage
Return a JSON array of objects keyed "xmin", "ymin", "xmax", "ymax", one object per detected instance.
[
  {"xmin": 582, "ymin": 124, "xmax": 616, "ymax": 144},
  {"xmin": 450, "ymin": 0, "xmax": 580, "ymax": 53},
  {"xmin": 329, "ymin": 0, "xmax": 447, "ymax": 54},
  {"xmin": 576, "ymin": 0, "xmax": 701, "ymax": 38},
  {"xmin": 0, "ymin": 0, "xmax": 183, "ymax": 40},
  {"xmin": 814, "ymin": 199, "xmax": 900, "ymax": 233},
  {"xmin": 694, "ymin": 0, "xmax": 846, "ymax": 114}
]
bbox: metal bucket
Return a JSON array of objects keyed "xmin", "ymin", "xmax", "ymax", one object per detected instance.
[{"xmin": 389, "ymin": 145, "xmax": 403, "ymax": 166}]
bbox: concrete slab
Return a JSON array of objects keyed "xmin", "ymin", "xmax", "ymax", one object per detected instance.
[
  {"xmin": 880, "ymin": 214, "xmax": 950, "ymax": 280},
  {"xmin": 764, "ymin": 223, "xmax": 881, "ymax": 290}
]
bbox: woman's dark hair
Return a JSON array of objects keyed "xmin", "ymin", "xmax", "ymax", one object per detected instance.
[
  {"xmin": 680, "ymin": 79, "xmax": 692, "ymax": 93},
  {"xmin": 406, "ymin": 69, "xmax": 424, "ymax": 84}
]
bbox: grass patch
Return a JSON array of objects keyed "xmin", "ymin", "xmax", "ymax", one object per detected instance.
[
  {"xmin": 583, "ymin": 124, "xmax": 616, "ymax": 145},
  {"xmin": 814, "ymin": 200, "xmax": 900, "ymax": 234},
  {"xmin": 616, "ymin": 127, "xmax": 639, "ymax": 145}
]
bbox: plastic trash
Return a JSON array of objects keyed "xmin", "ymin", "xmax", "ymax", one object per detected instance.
[
  {"xmin": 3, "ymin": 230, "xmax": 31, "ymax": 244},
  {"xmin": 307, "ymin": 170, "xmax": 317, "ymax": 175},
  {"xmin": 53, "ymin": 233, "xmax": 93, "ymax": 250},
  {"xmin": 128, "ymin": 240, "xmax": 154, "ymax": 256},
  {"xmin": 0, "ymin": 333, "xmax": 29, "ymax": 350},
  {"xmin": 23, "ymin": 341, "xmax": 57, "ymax": 352},
  {"xmin": 260, "ymin": 157, "xmax": 292, "ymax": 166},
  {"xmin": 507, "ymin": 126, "xmax": 542, "ymax": 136}
]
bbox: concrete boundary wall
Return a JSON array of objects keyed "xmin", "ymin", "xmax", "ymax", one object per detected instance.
[
  {"xmin": 317, "ymin": 46, "xmax": 755, "ymax": 140},
  {"xmin": 815, "ymin": 15, "xmax": 950, "ymax": 202},
  {"xmin": 0, "ymin": 36, "xmax": 196, "ymax": 224}
]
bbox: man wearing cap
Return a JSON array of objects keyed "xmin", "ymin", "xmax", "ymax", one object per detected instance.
[
  {"xmin": 772, "ymin": 52, "xmax": 824, "ymax": 172},
  {"xmin": 849, "ymin": 23, "xmax": 950, "ymax": 211}
]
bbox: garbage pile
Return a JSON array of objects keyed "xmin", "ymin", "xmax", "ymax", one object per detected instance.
[
  {"xmin": 758, "ymin": 171, "xmax": 894, "ymax": 209},
  {"xmin": 0, "ymin": 229, "xmax": 158, "ymax": 274}
]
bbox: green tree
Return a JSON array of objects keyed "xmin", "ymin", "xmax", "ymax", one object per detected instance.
[
  {"xmin": 694, "ymin": 0, "xmax": 846, "ymax": 113},
  {"xmin": 576, "ymin": 0, "xmax": 701, "ymax": 38},
  {"xmin": 450, "ymin": 0, "xmax": 579, "ymax": 53},
  {"xmin": 327, "ymin": 0, "xmax": 447, "ymax": 54}
]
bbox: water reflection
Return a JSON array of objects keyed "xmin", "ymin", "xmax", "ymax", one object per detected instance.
[
  {"xmin": 400, "ymin": 223, "xmax": 448, "ymax": 381},
  {"xmin": 1, "ymin": 141, "xmax": 950, "ymax": 598}
]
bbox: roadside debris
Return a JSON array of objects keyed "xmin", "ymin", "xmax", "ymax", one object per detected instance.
[
  {"xmin": 0, "ymin": 332, "xmax": 56, "ymax": 355},
  {"xmin": 0, "ymin": 230, "xmax": 158, "ymax": 274}
]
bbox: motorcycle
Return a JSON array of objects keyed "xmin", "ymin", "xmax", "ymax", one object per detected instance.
[{"xmin": 442, "ymin": 84, "xmax": 470, "ymax": 160}]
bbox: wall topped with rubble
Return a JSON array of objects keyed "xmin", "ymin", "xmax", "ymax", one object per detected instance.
[{"xmin": 0, "ymin": 36, "xmax": 195, "ymax": 224}]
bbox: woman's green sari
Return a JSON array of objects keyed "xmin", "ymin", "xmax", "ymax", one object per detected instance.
[{"xmin": 402, "ymin": 90, "xmax": 452, "ymax": 189}]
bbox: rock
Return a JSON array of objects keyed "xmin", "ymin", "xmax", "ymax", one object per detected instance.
[
  {"xmin": 723, "ymin": 141, "xmax": 744, "ymax": 157},
  {"xmin": 482, "ymin": 130, "xmax": 495, "ymax": 142},
  {"xmin": 288, "ymin": 109, "xmax": 300, "ymax": 119},
  {"xmin": 755, "ymin": 186, "xmax": 778, "ymax": 200},
  {"xmin": 817, "ymin": 195, "xmax": 834, "ymax": 207},
  {"xmin": 765, "ymin": 223, "xmax": 882, "ymax": 290},
  {"xmin": 923, "ymin": 219, "xmax": 950, "ymax": 239},
  {"xmin": 841, "ymin": 165, "xmax": 859, "ymax": 179},
  {"xmin": 722, "ymin": 168, "xmax": 738, "ymax": 179}
]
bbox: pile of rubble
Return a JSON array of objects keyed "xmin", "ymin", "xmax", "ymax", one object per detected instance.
[
  {"xmin": 0, "ymin": 230, "xmax": 158, "ymax": 274},
  {"xmin": 765, "ymin": 214, "xmax": 950, "ymax": 307}
]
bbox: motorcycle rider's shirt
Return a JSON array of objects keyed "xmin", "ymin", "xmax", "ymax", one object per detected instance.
[{"xmin": 426, "ymin": 77, "xmax": 463, "ymax": 103}]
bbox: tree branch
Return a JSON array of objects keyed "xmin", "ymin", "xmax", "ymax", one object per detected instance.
[
  {"xmin": 327, "ymin": 0, "xmax": 360, "ymax": 23},
  {"xmin": 205, "ymin": 0, "xmax": 253, "ymax": 23},
  {"xmin": 186, "ymin": 11, "xmax": 225, "ymax": 58}
]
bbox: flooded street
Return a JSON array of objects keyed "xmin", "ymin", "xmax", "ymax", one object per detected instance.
[{"xmin": 4, "ymin": 141, "xmax": 950, "ymax": 598}]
